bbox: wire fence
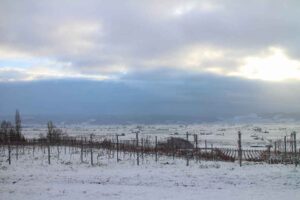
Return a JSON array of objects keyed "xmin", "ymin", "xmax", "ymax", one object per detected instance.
[{"xmin": 1, "ymin": 132, "xmax": 299, "ymax": 167}]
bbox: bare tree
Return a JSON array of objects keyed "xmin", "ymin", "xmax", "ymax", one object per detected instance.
[
  {"xmin": 15, "ymin": 110, "xmax": 22, "ymax": 140},
  {"xmin": 47, "ymin": 121, "xmax": 54, "ymax": 142},
  {"xmin": 1, "ymin": 121, "xmax": 8, "ymax": 133},
  {"xmin": 47, "ymin": 121, "xmax": 65, "ymax": 143},
  {"xmin": 0, "ymin": 121, "xmax": 14, "ymax": 143},
  {"xmin": 0, "ymin": 121, "xmax": 9, "ymax": 143}
]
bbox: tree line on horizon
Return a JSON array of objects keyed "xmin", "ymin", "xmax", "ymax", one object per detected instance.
[
  {"xmin": 0, "ymin": 110, "xmax": 67, "ymax": 144},
  {"xmin": 0, "ymin": 110, "xmax": 25, "ymax": 143}
]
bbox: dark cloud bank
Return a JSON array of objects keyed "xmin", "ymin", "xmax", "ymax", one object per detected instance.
[{"xmin": 1, "ymin": 70, "xmax": 300, "ymax": 123}]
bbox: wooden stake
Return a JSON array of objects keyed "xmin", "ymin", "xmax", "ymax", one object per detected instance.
[
  {"xmin": 80, "ymin": 137, "xmax": 83, "ymax": 163},
  {"xmin": 90, "ymin": 135, "xmax": 93, "ymax": 166},
  {"xmin": 194, "ymin": 134, "xmax": 198, "ymax": 149},
  {"xmin": 16, "ymin": 143, "xmax": 18, "ymax": 160},
  {"xmin": 294, "ymin": 133, "xmax": 297, "ymax": 167},
  {"xmin": 238, "ymin": 131, "xmax": 242, "ymax": 167},
  {"xmin": 116, "ymin": 135, "xmax": 119, "ymax": 162},
  {"xmin": 284, "ymin": 136, "xmax": 287, "ymax": 164},
  {"xmin": 155, "ymin": 136, "xmax": 158, "ymax": 162},
  {"xmin": 47, "ymin": 139, "xmax": 51, "ymax": 165},
  {"xmin": 8, "ymin": 139, "xmax": 11, "ymax": 165},
  {"xmin": 136, "ymin": 132, "xmax": 139, "ymax": 166}
]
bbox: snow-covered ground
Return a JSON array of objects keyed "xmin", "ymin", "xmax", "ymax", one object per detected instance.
[
  {"xmin": 22, "ymin": 123, "xmax": 300, "ymax": 149},
  {"xmin": 0, "ymin": 146, "xmax": 299, "ymax": 200}
]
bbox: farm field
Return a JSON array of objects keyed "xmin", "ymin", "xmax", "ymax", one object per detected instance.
[
  {"xmin": 0, "ymin": 146, "xmax": 299, "ymax": 200},
  {"xmin": 1, "ymin": 123, "xmax": 300, "ymax": 200},
  {"xmin": 22, "ymin": 123, "xmax": 300, "ymax": 149}
]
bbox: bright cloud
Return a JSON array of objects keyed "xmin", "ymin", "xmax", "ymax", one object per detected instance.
[
  {"xmin": 0, "ymin": 60, "xmax": 110, "ymax": 82},
  {"xmin": 1, "ymin": 0, "xmax": 300, "ymax": 82},
  {"xmin": 233, "ymin": 48, "xmax": 300, "ymax": 81}
]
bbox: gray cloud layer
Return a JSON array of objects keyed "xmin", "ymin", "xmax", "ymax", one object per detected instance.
[
  {"xmin": 1, "ymin": 0, "xmax": 300, "ymax": 119},
  {"xmin": 1, "ymin": 0, "xmax": 300, "ymax": 79}
]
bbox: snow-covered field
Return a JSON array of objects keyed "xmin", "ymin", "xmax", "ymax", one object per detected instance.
[
  {"xmin": 0, "ymin": 145, "xmax": 299, "ymax": 200},
  {"xmin": 23, "ymin": 123, "xmax": 300, "ymax": 149},
  {"xmin": 1, "ymin": 123, "xmax": 300, "ymax": 200}
]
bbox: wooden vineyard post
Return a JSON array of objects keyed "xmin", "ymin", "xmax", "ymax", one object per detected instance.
[
  {"xmin": 186, "ymin": 152, "xmax": 189, "ymax": 167},
  {"xmin": 8, "ymin": 135, "xmax": 11, "ymax": 165},
  {"xmin": 64, "ymin": 137, "xmax": 67, "ymax": 155},
  {"xmin": 238, "ymin": 131, "xmax": 242, "ymax": 167},
  {"xmin": 194, "ymin": 134, "xmax": 198, "ymax": 162},
  {"xmin": 141, "ymin": 138, "xmax": 144, "ymax": 162},
  {"xmin": 172, "ymin": 138, "xmax": 175, "ymax": 160},
  {"xmin": 155, "ymin": 136, "xmax": 158, "ymax": 162},
  {"xmin": 43, "ymin": 142, "xmax": 45, "ymax": 155},
  {"xmin": 47, "ymin": 137, "xmax": 51, "ymax": 165},
  {"xmin": 16, "ymin": 142, "xmax": 18, "ymax": 160},
  {"xmin": 293, "ymin": 132, "xmax": 297, "ymax": 167},
  {"xmin": 194, "ymin": 134, "xmax": 198, "ymax": 149},
  {"xmin": 211, "ymin": 144, "xmax": 214, "ymax": 160},
  {"xmin": 290, "ymin": 133, "xmax": 294, "ymax": 153},
  {"xmin": 294, "ymin": 133, "xmax": 297, "ymax": 155},
  {"xmin": 284, "ymin": 136, "xmax": 287, "ymax": 164},
  {"xmin": 186, "ymin": 132, "xmax": 190, "ymax": 141},
  {"xmin": 80, "ymin": 137, "xmax": 83, "ymax": 163},
  {"xmin": 32, "ymin": 142, "xmax": 35, "ymax": 157},
  {"xmin": 57, "ymin": 142, "xmax": 60, "ymax": 160},
  {"xmin": 267, "ymin": 145, "xmax": 271, "ymax": 164},
  {"xmin": 136, "ymin": 132, "xmax": 139, "ymax": 166},
  {"xmin": 90, "ymin": 134, "xmax": 93, "ymax": 166},
  {"xmin": 116, "ymin": 134, "xmax": 119, "ymax": 162},
  {"xmin": 84, "ymin": 137, "xmax": 87, "ymax": 158}
]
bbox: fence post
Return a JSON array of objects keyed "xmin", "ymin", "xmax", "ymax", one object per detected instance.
[
  {"xmin": 172, "ymin": 138, "xmax": 175, "ymax": 160},
  {"xmin": 64, "ymin": 137, "xmax": 67, "ymax": 155},
  {"xmin": 47, "ymin": 138, "xmax": 51, "ymax": 165},
  {"xmin": 84, "ymin": 137, "xmax": 87, "ymax": 158},
  {"xmin": 267, "ymin": 145, "xmax": 271, "ymax": 164},
  {"xmin": 211, "ymin": 144, "xmax": 214, "ymax": 160},
  {"xmin": 33, "ymin": 142, "xmax": 35, "ymax": 157},
  {"xmin": 291, "ymin": 133, "xmax": 293, "ymax": 153},
  {"xmin": 155, "ymin": 136, "xmax": 158, "ymax": 162},
  {"xmin": 141, "ymin": 138, "xmax": 144, "ymax": 162},
  {"xmin": 116, "ymin": 134, "xmax": 119, "ymax": 162},
  {"xmin": 8, "ymin": 136, "xmax": 11, "ymax": 165},
  {"xmin": 57, "ymin": 142, "xmax": 60, "ymax": 160},
  {"xmin": 293, "ymin": 132, "xmax": 297, "ymax": 167},
  {"xmin": 186, "ymin": 152, "xmax": 189, "ymax": 166},
  {"xmin": 238, "ymin": 131, "xmax": 242, "ymax": 167},
  {"xmin": 80, "ymin": 137, "xmax": 83, "ymax": 163},
  {"xmin": 186, "ymin": 132, "xmax": 190, "ymax": 141},
  {"xmin": 136, "ymin": 132, "xmax": 139, "ymax": 166},
  {"xmin": 16, "ymin": 142, "xmax": 18, "ymax": 160},
  {"xmin": 194, "ymin": 134, "xmax": 198, "ymax": 149},
  {"xmin": 284, "ymin": 136, "xmax": 287, "ymax": 164},
  {"xmin": 90, "ymin": 134, "xmax": 93, "ymax": 166}
]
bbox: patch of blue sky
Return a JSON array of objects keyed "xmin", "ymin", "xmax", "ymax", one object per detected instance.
[
  {"xmin": 0, "ymin": 57, "xmax": 52, "ymax": 69},
  {"xmin": 0, "ymin": 59, "xmax": 34, "ymax": 68}
]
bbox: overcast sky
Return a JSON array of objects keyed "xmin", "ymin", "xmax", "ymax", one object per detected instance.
[{"xmin": 1, "ymin": 0, "xmax": 300, "ymax": 120}]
